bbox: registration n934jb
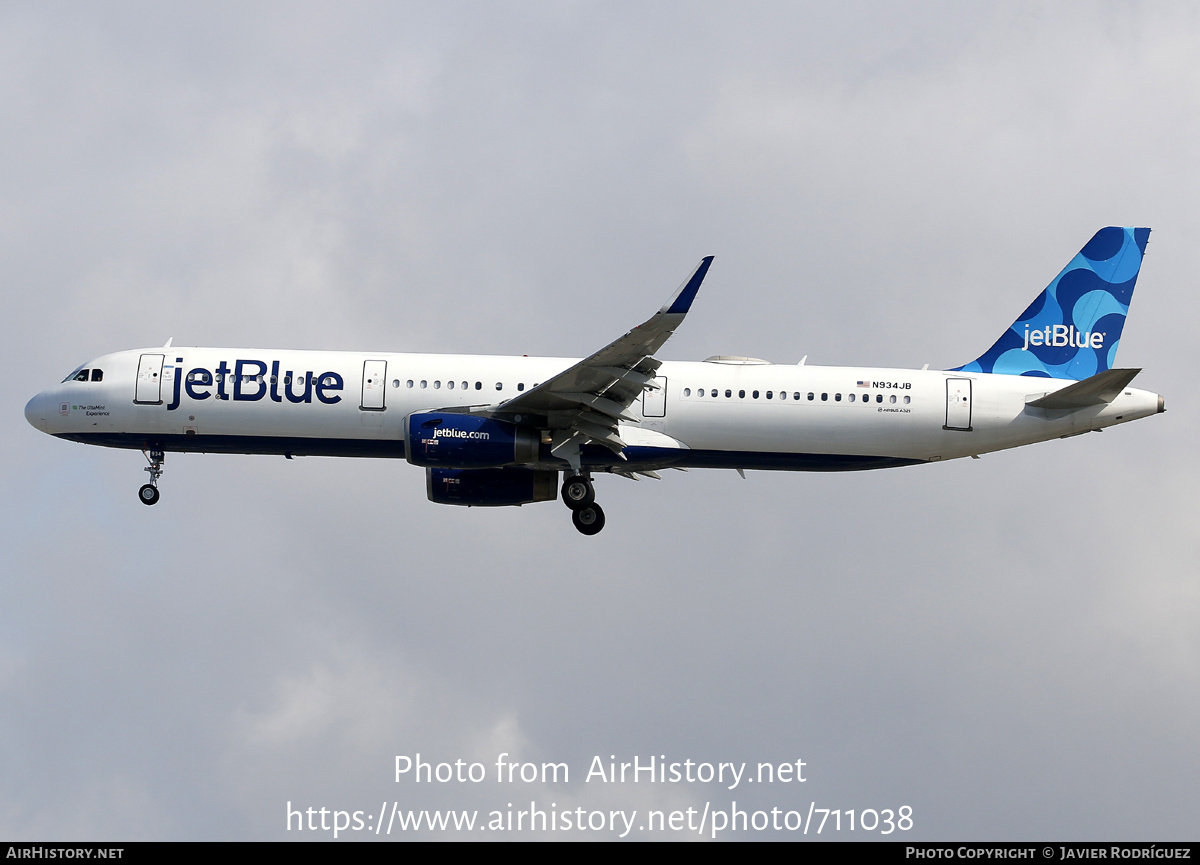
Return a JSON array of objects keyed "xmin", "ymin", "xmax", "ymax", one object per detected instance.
[{"xmin": 25, "ymin": 227, "xmax": 1164, "ymax": 535}]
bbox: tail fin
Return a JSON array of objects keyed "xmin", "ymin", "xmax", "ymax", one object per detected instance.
[{"xmin": 952, "ymin": 227, "xmax": 1150, "ymax": 380}]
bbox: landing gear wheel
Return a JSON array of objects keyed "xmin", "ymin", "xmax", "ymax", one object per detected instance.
[
  {"xmin": 138, "ymin": 484, "xmax": 160, "ymax": 506},
  {"xmin": 572, "ymin": 503, "xmax": 605, "ymax": 535},
  {"xmin": 561, "ymin": 475, "xmax": 595, "ymax": 509}
]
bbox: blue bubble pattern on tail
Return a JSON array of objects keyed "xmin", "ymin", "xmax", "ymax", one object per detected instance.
[{"xmin": 952, "ymin": 227, "xmax": 1150, "ymax": 380}]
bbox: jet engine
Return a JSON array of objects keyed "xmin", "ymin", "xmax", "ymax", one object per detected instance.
[
  {"xmin": 405, "ymin": 412, "xmax": 540, "ymax": 468},
  {"xmin": 425, "ymin": 467, "xmax": 558, "ymax": 507}
]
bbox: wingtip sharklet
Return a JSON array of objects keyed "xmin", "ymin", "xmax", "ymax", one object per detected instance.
[{"xmin": 661, "ymin": 255, "xmax": 715, "ymax": 315}]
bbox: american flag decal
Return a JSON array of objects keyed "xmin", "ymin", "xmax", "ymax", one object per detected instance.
[{"xmin": 857, "ymin": 380, "xmax": 870, "ymax": 388}]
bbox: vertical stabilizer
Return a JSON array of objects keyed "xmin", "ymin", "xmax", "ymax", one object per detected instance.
[{"xmin": 953, "ymin": 227, "xmax": 1150, "ymax": 380}]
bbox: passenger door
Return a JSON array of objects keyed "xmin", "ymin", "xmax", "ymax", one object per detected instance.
[
  {"xmin": 944, "ymin": 377, "xmax": 972, "ymax": 431},
  {"xmin": 134, "ymin": 354, "xmax": 165, "ymax": 405}
]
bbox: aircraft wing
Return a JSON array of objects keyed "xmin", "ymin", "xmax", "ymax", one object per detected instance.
[{"xmin": 486, "ymin": 256, "xmax": 714, "ymax": 458}]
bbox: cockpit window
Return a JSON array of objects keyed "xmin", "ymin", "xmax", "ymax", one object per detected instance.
[{"xmin": 61, "ymin": 366, "xmax": 104, "ymax": 383}]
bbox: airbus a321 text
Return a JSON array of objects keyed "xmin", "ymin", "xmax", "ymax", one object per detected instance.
[{"xmin": 25, "ymin": 227, "xmax": 1163, "ymax": 535}]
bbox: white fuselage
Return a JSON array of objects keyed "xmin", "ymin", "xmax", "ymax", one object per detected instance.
[{"xmin": 25, "ymin": 346, "xmax": 1163, "ymax": 471}]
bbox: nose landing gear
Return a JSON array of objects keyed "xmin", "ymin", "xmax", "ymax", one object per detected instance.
[
  {"xmin": 561, "ymin": 474, "xmax": 605, "ymax": 535},
  {"xmin": 139, "ymin": 448, "xmax": 164, "ymax": 506}
]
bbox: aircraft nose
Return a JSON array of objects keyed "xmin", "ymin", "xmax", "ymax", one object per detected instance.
[{"xmin": 24, "ymin": 391, "xmax": 51, "ymax": 433}]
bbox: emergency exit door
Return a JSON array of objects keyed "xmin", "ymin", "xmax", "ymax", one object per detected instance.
[
  {"xmin": 642, "ymin": 376, "xmax": 667, "ymax": 417},
  {"xmin": 360, "ymin": 360, "xmax": 388, "ymax": 410}
]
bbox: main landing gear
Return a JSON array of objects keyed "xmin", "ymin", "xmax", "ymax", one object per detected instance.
[
  {"xmin": 138, "ymin": 448, "xmax": 164, "ymax": 506},
  {"xmin": 562, "ymin": 474, "xmax": 605, "ymax": 535}
]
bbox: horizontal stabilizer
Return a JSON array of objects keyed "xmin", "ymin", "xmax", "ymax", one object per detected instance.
[{"xmin": 1026, "ymin": 368, "xmax": 1140, "ymax": 410}]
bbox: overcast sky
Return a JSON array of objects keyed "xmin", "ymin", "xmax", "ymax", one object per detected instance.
[{"xmin": 3, "ymin": 1, "xmax": 1198, "ymax": 841}]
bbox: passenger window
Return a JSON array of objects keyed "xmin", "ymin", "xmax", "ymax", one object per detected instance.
[
  {"xmin": 420, "ymin": 380, "xmax": 427, "ymax": 388},
  {"xmin": 711, "ymin": 389, "xmax": 717, "ymax": 397},
  {"xmin": 766, "ymin": 391, "xmax": 773, "ymax": 399},
  {"xmin": 91, "ymin": 369, "xmax": 103, "ymax": 382},
  {"xmin": 821, "ymin": 393, "xmax": 827, "ymax": 401},
  {"xmin": 904, "ymin": 395, "xmax": 911, "ymax": 404},
  {"xmin": 392, "ymin": 379, "xmax": 400, "ymax": 388},
  {"xmin": 890, "ymin": 394, "xmax": 897, "ymax": 404},
  {"xmin": 725, "ymin": 389, "xmax": 732, "ymax": 398},
  {"xmin": 738, "ymin": 390, "xmax": 745, "ymax": 399},
  {"xmin": 684, "ymin": 388, "xmax": 691, "ymax": 397},
  {"xmin": 848, "ymin": 393, "xmax": 855, "ymax": 402},
  {"xmin": 434, "ymin": 380, "xmax": 441, "ymax": 389},
  {"xmin": 448, "ymin": 381, "xmax": 455, "ymax": 390},
  {"xmin": 495, "ymin": 382, "xmax": 503, "ymax": 390},
  {"xmin": 406, "ymin": 380, "xmax": 414, "ymax": 388},
  {"xmin": 807, "ymin": 392, "xmax": 814, "ymax": 401},
  {"xmin": 876, "ymin": 394, "xmax": 883, "ymax": 403},
  {"xmin": 793, "ymin": 392, "xmax": 800, "ymax": 400},
  {"xmin": 752, "ymin": 390, "xmax": 759, "ymax": 399},
  {"xmin": 835, "ymin": 393, "xmax": 841, "ymax": 401},
  {"xmin": 518, "ymin": 383, "xmax": 524, "ymax": 391},
  {"xmin": 475, "ymin": 382, "xmax": 482, "ymax": 390}
]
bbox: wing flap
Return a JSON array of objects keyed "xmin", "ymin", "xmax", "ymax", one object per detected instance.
[{"xmin": 552, "ymin": 392, "xmax": 642, "ymax": 422}]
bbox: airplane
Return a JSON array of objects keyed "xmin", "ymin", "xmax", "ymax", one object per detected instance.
[{"xmin": 24, "ymin": 226, "xmax": 1164, "ymax": 535}]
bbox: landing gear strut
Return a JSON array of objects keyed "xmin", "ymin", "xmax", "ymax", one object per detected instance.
[
  {"xmin": 561, "ymin": 473, "xmax": 605, "ymax": 535},
  {"xmin": 139, "ymin": 448, "xmax": 164, "ymax": 506}
]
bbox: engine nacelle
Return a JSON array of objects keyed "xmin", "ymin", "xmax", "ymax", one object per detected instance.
[
  {"xmin": 405, "ymin": 412, "xmax": 540, "ymax": 468},
  {"xmin": 426, "ymin": 467, "xmax": 558, "ymax": 507}
]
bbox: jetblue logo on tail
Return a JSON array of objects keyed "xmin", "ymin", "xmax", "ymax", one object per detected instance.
[
  {"xmin": 1022, "ymin": 325, "xmax": 1104, "ymax": 351},
  {"xmin": 953, "ymin": 227, "xmax": 1149, "ymax": 381}
]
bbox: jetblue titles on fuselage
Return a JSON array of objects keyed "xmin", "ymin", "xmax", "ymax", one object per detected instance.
[{"xmin": 166, "ymin": 357, "xmax": 345, "ymax": 410}]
